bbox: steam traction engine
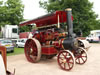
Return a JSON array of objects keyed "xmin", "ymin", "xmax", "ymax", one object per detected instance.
[{"xmin": 20, "ymin": 8, "xmax": 88, "ymax": 71}]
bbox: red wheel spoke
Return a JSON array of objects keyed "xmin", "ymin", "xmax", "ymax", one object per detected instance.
[
  {"xmin": 59, "ymin": 57, "xmax": 64, "ymax": 60},
  {"xmin": 57, "ymin": 50, "xmax": 75, "ymax": 71},
  {"xmin": 68, "ymin": 61, "xmax": 73, "ymax": 64},
  {"xmin": 65, "ymin": 52, "xmax": 68, "ymax": 56},
  {"xmin": 64, "ymin": 63, "xmax": 66, "ymax": 69},
  {"xmin": 78, "ymin": 58, "xmax": 80, "ymax": 63},
  {"xmin": 30, "ymin": 55, "xmax": 36, "ymax": 59},
  {"xmin": 81, "ymin": 55, "xmax": 87, "ymax": 58},
  {"xmin": 81, "ymin": 57, "xmax": 85, "ymax": 62},
  {"xmin": 62, "ymin": 53, "xmax": 66, "ymax": 56},
  {"xmin": 33, "ymin": 47, "xmax": 37, "ymax": 51},
  {"xmin": 68, "ymin": 63, "xmax": 71, "ymax": 69},
  {"xmin": 67, "ymin": 56, "xmax": 72, "ymax": 61},
  {"xmin": 60, "ymin": 62, "xmax": 64, "ymax": 65}
]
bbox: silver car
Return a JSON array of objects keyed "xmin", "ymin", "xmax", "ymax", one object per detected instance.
[{"xmin": 0, "ymin": 39, "xmax": 14, "ymax": 52}]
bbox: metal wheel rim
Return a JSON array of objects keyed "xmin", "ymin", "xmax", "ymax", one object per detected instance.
[
  {"xmin": 57, "ymin": 50, "xmax": 75, "ymax": 71},
  {"xmin": 75, "ymin": 47, "xmax": 87, "ymax": 64},
  {"xmin": 24, "ymin": 38, "xmax": 41, "ymax": 63}
]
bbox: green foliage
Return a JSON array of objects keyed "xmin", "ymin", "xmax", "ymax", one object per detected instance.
[
  {"xmin": 19, "ymin": 26, "xmax": 31, "ymax": 32},
  {"xmin": 19, "ymin": 23, "xmax": 37, "ymax": 32},
  {"xmin": 39, "ymin": 0, "xmax": 100, "ymax": 36},
  {"xmin": 0, "ymin": 0, "xmax": 24, "ymax": 26}
]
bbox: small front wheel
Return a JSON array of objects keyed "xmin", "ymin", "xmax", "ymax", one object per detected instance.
[
  {"xmin": 75, "ymin": 47, "xmax": 87, "ymax": 64},
  {"xmin": 57, "ymin": 50, "xmax": 75, "ymax": 71}
]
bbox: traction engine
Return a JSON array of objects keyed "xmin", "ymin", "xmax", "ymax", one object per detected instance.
[{"xmin": 20, "ymin": 8, "xmax": 88, "ymax": 71}]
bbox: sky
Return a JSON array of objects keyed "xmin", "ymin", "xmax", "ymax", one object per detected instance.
[
  {"xmin": 22, "ymin": 0, "xmax": 100, "ymax": 19},
  {"xmin": 22, "ymin": 0, "xmax": 47, "ymax": 20},
  {"xmin": 90, "ymin": 0, "xmax": 100, "ymax": 19}
]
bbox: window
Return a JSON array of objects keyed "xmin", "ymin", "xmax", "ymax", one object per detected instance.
[
  {"xmin": 12, "ymin": 28, "xmax": 17, "ymax": 33},
  {"xmin": 4, "ymin": 40, "xmax": 12, "ymax": 43},
  {"xmin": 96, "ymin": 32, "xmax": 100, "ymax": 37}
]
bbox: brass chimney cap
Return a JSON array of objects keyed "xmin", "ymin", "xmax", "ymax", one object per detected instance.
[{"xmin": 65, "ymin": 8, "xmax": 72, "ymax": 11}]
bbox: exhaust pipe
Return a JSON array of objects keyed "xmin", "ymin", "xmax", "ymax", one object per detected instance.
[
  {"xmin": 62, "ymin": 8, "xmax": 78, "ymax": 50},
  {"xmin": 65, "ymin": 8, "xmax": 74, "ymax": 38}
]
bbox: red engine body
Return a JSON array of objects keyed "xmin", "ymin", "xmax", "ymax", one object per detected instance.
[
  {"xmin": 20, "ymin": 10, "xmax": 71, "ymax": 56},
  {"xmin": 19, "ymin": 8, "xmax": 88, "ymax": 71},
  {"xmin": 32, "ymin": 27, "xmax": 67, "ymax": 55}
]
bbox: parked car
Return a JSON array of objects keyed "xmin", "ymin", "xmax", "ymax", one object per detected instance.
[
  {"xmin": 11, "ymin": 39, "xmax": 18, "ymax": 47},
  {"xmin": 86, "ymin": 30, "xmax": 100, "ymax": 43},
  {"xmin": 16, "ymin": 39, "xmax": 27, "ymax": 48},
  {"xmin": 0, "ymin": 39, "xmax": 14, "ymax": 52}
]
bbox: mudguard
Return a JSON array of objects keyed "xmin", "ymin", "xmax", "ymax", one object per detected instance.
[{"xmin": 78, "ymin": 40, "xmax": 91, "ymax": 50}]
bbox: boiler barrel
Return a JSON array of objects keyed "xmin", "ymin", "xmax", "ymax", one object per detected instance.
[{"xmin": 62, "ymin": 38, "xmax": 78, "ymax": 50}]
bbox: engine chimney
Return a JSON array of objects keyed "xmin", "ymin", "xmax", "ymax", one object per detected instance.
[
  {"xmin": 65, "ymin": 8, "xmax": 73, "ymax": 38},
  {"xmin": 61, "ymin": 8, "xmax": 78, "ymax": 50}
]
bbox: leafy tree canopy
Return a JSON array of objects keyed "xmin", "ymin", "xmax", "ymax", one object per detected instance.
[
  {"xmin": 0, "ymin": 0, "xmax": 24, "ymax": 26},
  {"xmin": 39, "ymin": 0, "xmax": 100, "ymax": 36}
]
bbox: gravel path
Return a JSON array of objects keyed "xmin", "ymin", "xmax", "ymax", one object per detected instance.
[{"xmin": 7, "ymin": 43, "xmax": 100, "ymax": 75}]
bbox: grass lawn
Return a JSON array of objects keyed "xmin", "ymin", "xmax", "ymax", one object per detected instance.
[{"xmin": 7, "ymin": 47, "xmax": 24, "ymax": 56}]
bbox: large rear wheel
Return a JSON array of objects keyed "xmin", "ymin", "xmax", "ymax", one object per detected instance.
[{"xmin": 24, "ymin": 38, "xmax": 41, "ymax": 63}]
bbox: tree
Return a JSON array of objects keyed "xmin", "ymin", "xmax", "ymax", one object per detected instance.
[
  {"xmin": 5, "ymin": 0, "xmax": 24, "ymax": 25},
  {"xmin": 39, "ymin": 0, "xmax": 100, "ymax": 36},
  {"xmin": 0, "ymin": 1, "xmax": 11, "ymax": 26},
  {"xmin": 0, "ymin": 0, "xmax": 24, "ymax": 26}
]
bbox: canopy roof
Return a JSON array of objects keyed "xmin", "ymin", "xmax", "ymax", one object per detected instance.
[{"xmin": 20, "ymin": 11, "xmax": 67, "ymax": 27}]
